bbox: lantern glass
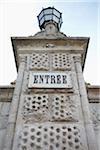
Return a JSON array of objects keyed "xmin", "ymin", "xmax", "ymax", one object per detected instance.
[
  {"xmin": 38, "ymin": 11, "xmax": 43, "ymax": 20},
  {"xmin": 53, "ymin": 9, "xmax": 60, "ymax": 18},
  {"xmin": 45, "ymin": 15, "xmax": 52, "ymax": 21},
  {"xmin": 37, "ymin": 7, "xmax": 62, "ymax": 30},
  {"xmin": 53, "ymin": 15, "xmax": 59, "ymax": 23},
  {"xmin": 40, "ymin": 17, "xmax": 44, "ymax": 26},
  {"xmin": 44, "ymin": 8, "xmax": 52, "ymax": 15}
]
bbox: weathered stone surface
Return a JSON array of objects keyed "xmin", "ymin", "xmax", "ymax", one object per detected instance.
[
  {"xmin": 22, "ymin": 94, "xmax": 78, "ymax": 123},
  {"xmin": 52, "ymin": 53, "xmax": 72, "ymax": 70},
  {"xmin": 0, "ymin": 86, "xmax": 14, "ymax": 102},
  {"xmin": 0, "ymin": 8, "xmax": 99, "ymax": 150},
  {"xmin": 89, "ymin": 103, "xmax": 100, "ymax": 130},
  {"xmin": 0, "ymin": 129, "xmax": 6, "ymax": 150},
  {"xmin": 30, "ymin": 53, "xmax": 49, "ymax": 70},
  {"xmin": 17, "ymin": 123, "xmax": 88, "ymax": 150},
  {"xmin": 0, "ymin": 102, "xmax": 11, "ymax": 150}
]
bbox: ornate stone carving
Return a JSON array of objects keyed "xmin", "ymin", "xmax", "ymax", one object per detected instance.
[
  {"xmin": 51, "ymin": 94, "xmax": 78, "ymax": 121},
  {"xmin": 22, "ymin": 94, "xmax": 78, "ymax": 123},
  {"xmin": 22, "ymin": 94, "xmax": 50, "ymax": 122},
  {"xmin": 18, "ymin": 123, "xmax": 83, "ymax": 150},
  {"xmin": 52, "ymin": 53, "xmax": 71, "ymax": 70},
  {"xmin": 30, "ymin": 53, "xmax": 49, "ymax": 70}
]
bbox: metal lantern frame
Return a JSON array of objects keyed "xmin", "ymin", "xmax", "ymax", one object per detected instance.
[{"xmin": 37, "ymin": 7, "xmax": 63, "ymax": 30}]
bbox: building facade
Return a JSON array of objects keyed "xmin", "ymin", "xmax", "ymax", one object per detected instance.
[{"xmin": 0, "ymin": 7, "xmax": 100, "ymax": 150}]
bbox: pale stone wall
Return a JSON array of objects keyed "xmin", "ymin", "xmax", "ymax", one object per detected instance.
[
  {"xmin": 11, "ymin": 53, "xmax": 89, "ymax": 150},
  {"xmin": 87, "ymin": 86, "xmax": 100, "ymax": 150},
  {"xmin": 0, "ymin": 9, "xmax": 99, "ymax": 150},
  {"xmin": 0, "ymin": 85, "xmax": 99, "ymax": 150},
  {"xmin": 0, "ymin": 86, "xmax": 14, "ymax": 150},
  {"xmin": 0, "ymin": 25, "xmax": 99, "ymax": 149}
]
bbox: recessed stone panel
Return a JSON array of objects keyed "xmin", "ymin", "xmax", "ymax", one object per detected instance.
[
  {"xmin": 52, "ymin": 53, "xmax": 71, "ymax": 70},
  {"xmin": 51, "ymin": 94, "xmax": 78, "ymax": 121},
  {"xmin": 30, "ymin": 53, "xmax": 49, "ymax": 70},
  {"xmin": 22, "ymin": 94, "xmax": 78, "ymax": 122},
  {"xmin": 18, "ymin": 123, "xmax": 84, "ymax": 150},
  {"xmin": 22, "ymin": 94, "xmax": 50, "ymax": 122}
]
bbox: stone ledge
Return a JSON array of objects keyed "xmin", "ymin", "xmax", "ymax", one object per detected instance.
[
  {"xmin": 87, "ymin": 85, "xmax": 100, "ymax": 103},
  {"xmin": 0, "ymin": 85, "xmax": 100, "ymax": 103},
  {"xmin": 0, "ymin": 86, "xmax": 14, "ymax": 102}
]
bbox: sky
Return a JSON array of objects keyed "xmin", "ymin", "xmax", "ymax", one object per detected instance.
[{"xmin": 0, "ymin": 0, "xmax": 100, "ymax": 85}]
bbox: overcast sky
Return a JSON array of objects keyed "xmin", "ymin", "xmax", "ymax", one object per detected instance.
[{"xmin": 0, "ymin": 0, "xmax": 100, "ymax": 85}]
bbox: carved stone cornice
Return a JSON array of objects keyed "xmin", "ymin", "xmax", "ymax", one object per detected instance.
[{"xmin": 11, "ymin": 37, "xmax": 89, "ymax": 72}]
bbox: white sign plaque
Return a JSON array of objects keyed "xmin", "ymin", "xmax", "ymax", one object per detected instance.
[{"xmin": 28, "ymin": 72, "xmax": 72, "ymax": 88}]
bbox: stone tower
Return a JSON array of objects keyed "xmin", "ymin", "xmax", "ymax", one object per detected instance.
[{"xmin": 4, "ymin": 7, "xmax": 97, "ymax": 150}]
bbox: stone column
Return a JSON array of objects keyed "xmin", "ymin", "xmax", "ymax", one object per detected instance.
[
  {"xmin": 74, "ymin": 55, "xmax": 97, "ymax": 150},
  {"xmin": 3, "ymin": 56, "xmax": 26, "ymax": 150}
]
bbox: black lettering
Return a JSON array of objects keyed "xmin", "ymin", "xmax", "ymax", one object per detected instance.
[
  {"xmin": 33, "ymin": 75, "xmax": 38, "ymax": 83},
  {"xmin": 62, "ymin": 75, "xmax": 67, "ymax": 84},
  {"xmin": 45, "ymin": 75, "xmax": 50, "ymax": 84},
  {"xmin": 57, "ymin": 75, "xmax": 61, "ymax": 84},
  {"xmin": 51, "ymin": 75, "xmax": 56, "ymax": 84},
  {"xmin": 39, "ymin": 75, "xmax": 44, "ymax": 84}
]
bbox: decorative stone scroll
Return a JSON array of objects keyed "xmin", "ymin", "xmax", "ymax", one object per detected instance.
[
  {"xmin": 51, "ymin": 94, "xmax": 78, "ymax": 121},
  {"xmin": 52, "ymin": 53, "xmax": 71, "ymax": 70},
  {"xmin": 29, "ymin": 53, "xmax": 49, "ymax": 70},
  {"xmin": 18, "ymin": 123, "xmax": 83, "ymax": 150}
]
